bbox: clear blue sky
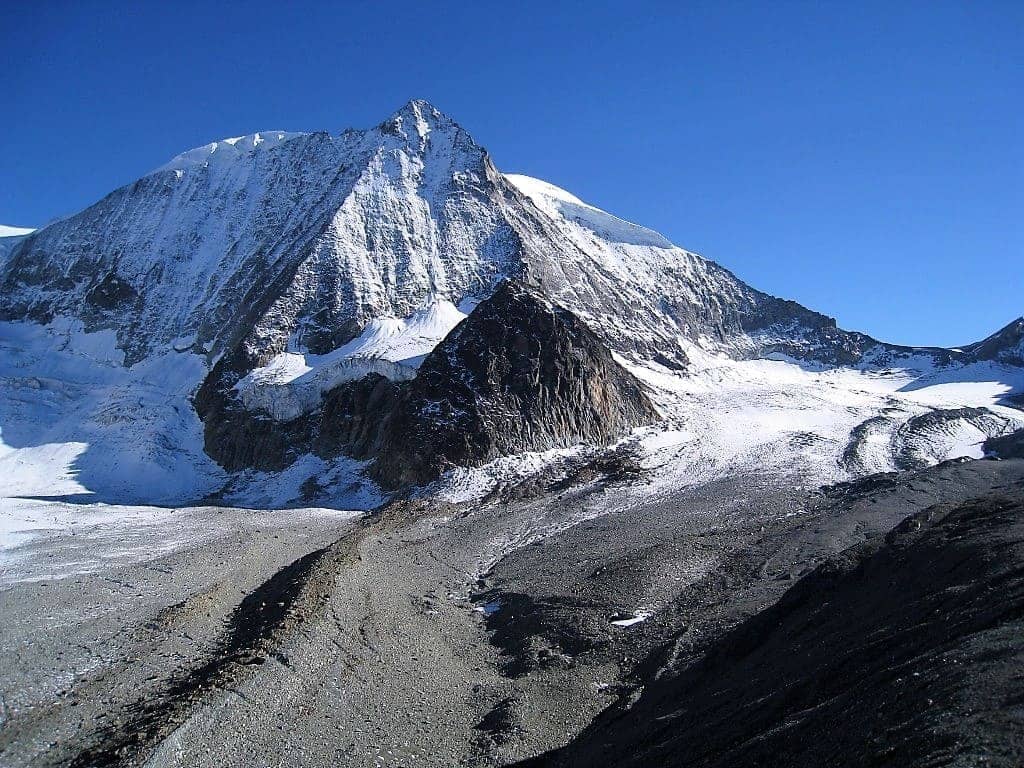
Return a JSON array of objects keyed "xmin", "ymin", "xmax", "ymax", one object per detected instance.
[{"xmin": 3, "ymin": 1, "xmax": 1021, "ymax": 346}]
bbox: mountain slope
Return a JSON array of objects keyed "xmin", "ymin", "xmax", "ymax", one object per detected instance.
[
  {"xmin": 0, "ymin": 100, "xmax": 1020, "ymax": 501},
  {"xmin": 963, "ymin": 317, "xmax": 1024, "ymax": 366},
  {"xmin": 1, "ymin": 102, "xmax": 520, "ymax": 365},
  {"xmin": 1, "ymin": 100, "xmax": 891, "ymax": 372},
  {"xmin": 505, "ymin": 173, "xmax": 885, "ymax": 366},
  {"xmin": 521, "ymin": 478, "xmax": 1024, "ymax": 768}
]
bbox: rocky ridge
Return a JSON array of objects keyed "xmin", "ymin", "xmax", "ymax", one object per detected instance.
[
  {"xmin": 1, "ymin": 99, "xmax": 916, "ymax": 372},
  {"xmin": 198, "ymin": 281, "xmax": 658, "ymax": 488}
]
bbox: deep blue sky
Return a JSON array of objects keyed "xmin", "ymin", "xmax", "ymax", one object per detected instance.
[{"xmin": 3, "ymin": 2, "xmax": 1021, "ymax": 346}]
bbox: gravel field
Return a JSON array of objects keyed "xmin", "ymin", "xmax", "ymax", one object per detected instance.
[{"xmin": 2, "ymin": 456, "xmax": 1022, "ymax": 767}]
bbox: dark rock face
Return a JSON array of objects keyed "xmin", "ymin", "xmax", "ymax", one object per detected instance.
[
  {"xmin": 194, "ymin": 349, "xmax": 290, "ymax": 472},
  {"xmin": 372, "ymin": 282, "xmax": 659, "ymax": 487},
  {"xmin": 195, "ymin": 355, "xmax": 399, "ymax": 473},
  {"xmin": 313, "ymin": 374, "xmax": 403, "ymax": 459},
  {"xmin": 523, "ymin": 481, "xmax": 1024, "ymax": 768},
  {"xmin": 739, "ymin": 295, "xmax": 879, "ymax": 365},
  {"xmin": 84, "ymin": 272, "xmax": 138, "ymax": 312},
  {"xmin": 985, "ymin": 428, "xmax": 1024, "ymax": 459},
  {"xmin": 195, "ymin": 281, "xmax": 658, "ymax": 487},
  {"xmin": 964, "ymin": 316, "xmax": 1024, "ymax": 366}
]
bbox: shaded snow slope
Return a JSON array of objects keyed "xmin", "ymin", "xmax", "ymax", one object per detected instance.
[
  {"xmin": 0, "ymin": 320, "xmax": 382, "ymax": 508},
  {"xmin": 0, "ymin": 320, "xmax": 223, "ymax": 505}
]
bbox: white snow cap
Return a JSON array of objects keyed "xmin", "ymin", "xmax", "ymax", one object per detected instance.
[
  {"xmin": 152, "ymin": 100, "xmax": 455, "ymax": 176},
  {"xmin": 505, "ymin": 174, "xmax": 674, "ymax": 248},
  {"xmin": 155, "ymin": 131, "xmax": 306, "ymax": 174},
  {"xmin": 0, "ymin": 224, "xmax": 35, "ymax": 237}
]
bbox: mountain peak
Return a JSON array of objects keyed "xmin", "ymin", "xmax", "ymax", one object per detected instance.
[
  {"xmin": 964, "ymin": 315, "xmax": 1024, "ymax": 365},
  {"xmin": 380, "ymin": 99, "xmax": 457, "ymax": 141}
]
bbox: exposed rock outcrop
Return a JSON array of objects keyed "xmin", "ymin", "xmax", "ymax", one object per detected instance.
[
  {"xmin": 195, "ymin": 282, "xmax": 658, "ymax": 487},
  {"xmin": 195, "ymin": 369, "xmax": 400, "ymax": 474},
  {"xmin": 985, "ymin": 427, "xmax": 1024, "ymax": 459},
  {"xmin": 372, "ymin": 282, "xmax": 659, "ymax": 487},
  {"xmin": 964, "ymin": 316, "xmax": 1024, "ymax": 366}
]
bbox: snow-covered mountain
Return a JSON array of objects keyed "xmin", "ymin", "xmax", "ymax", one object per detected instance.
[
  {"xmin": 0, "ymin": 100, "xmax": 1021, "ymax": 505},
  {"xmin": 2, "ymin": 105, "xmax": 508, "ymax": 366},
  {"xmin": 1, "ymin": 100, "xmax": 879, "ymax": 370}
]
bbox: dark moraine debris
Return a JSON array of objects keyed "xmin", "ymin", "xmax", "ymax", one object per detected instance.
[
  {"xmin": 67, "ymin": 544, "xmax": 342, "ymax": 768},
  {"xmin": 520, "ymin": 488, "xmax": 1024, "ymax": 768}
]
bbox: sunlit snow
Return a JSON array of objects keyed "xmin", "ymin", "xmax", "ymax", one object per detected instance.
[
  {"xmin": 0, "ymin": 225, "xmax": 35, "ymax": 237},
  {"xmin": 506, "ymin": 174, "xmax": 674, "ymax": 248},
  {"xmin": 235, "ymin": 298, "xmax": 471, "ymax": 420}
]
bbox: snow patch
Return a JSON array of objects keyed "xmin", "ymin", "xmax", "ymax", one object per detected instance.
[
  {"xmin": 329, "ymin": 298, "xmax": 469, "ymax": 366},
  {"xmin": 610, "ymin": 610, "xmax": 651, "ymax": 627},
  {"xmin": 236, "ymin": 299, "xmax": 468, "ymax": 420}
]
